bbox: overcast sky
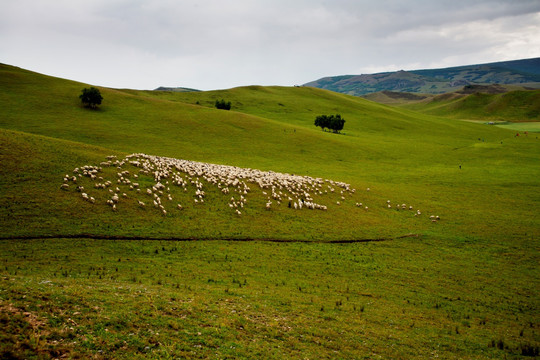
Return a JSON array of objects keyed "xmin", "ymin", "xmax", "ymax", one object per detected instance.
[{"xmin": 2, "ymin": 0, "xmax": 540, "ymax": 90}]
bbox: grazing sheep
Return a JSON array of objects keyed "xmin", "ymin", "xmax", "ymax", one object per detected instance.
[{"xmin": 64, "ymin": 152, "xmax": 359, "ymax": 216}]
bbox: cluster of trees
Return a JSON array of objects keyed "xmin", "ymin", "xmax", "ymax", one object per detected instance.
[
  {"xmin": 79, "ymin": 87, "xmax": 103, "ymax": 109},
  {"xmin": 314, "ymin": 114, "xmax": 345, "ymax": 133},
  {"xmin": 215, "ymin": 99, "xmax": 231, "ymax": 110}
]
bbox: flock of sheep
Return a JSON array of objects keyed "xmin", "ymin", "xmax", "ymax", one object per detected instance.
[{"xmin": 60, "ymin": 153, "xmax": 440, "ymax": 222}]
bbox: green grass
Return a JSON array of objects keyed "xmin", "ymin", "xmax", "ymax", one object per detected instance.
[
  {"xmin": 1, "ymin": 238, "xmax": 538, "ymax": 359},
  {"xmin": 495, "ymin": 122, "xmax": 540, "ymax": 132},
  {"xmin": 1, "ymin": 63, "xmax": 539, "ymax": 358}
]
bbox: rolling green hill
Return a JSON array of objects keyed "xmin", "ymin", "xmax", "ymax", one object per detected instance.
[
  {"xmin": 1, "ymin": 63, "xmax": 539, "ymax": 359},
  {"xmin": 305, "ymin": 57, "xmax": 540, "ymax": 95},
  {"xmin": 363, "ymin": 85, "xmax": 540, "ymax": 123},
  {"xmin": 402, "ymin": 89, "xmax": 540, "ymax": 122},
  {"xmin": 1, "ymin": 62, "xmax": 539, "ymax": 241}
]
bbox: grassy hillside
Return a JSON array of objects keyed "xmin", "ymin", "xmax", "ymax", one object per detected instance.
[
  {"xmin": 402, "ymin": 89, "xmax": 540, "ymax": 122},
  {"xmin": 1, "ymin": 64, "xmax": 539, "ymax": 358},
  {"xmin": 2, "ymin": 63, "xmax": 539, "ymax": 242}
]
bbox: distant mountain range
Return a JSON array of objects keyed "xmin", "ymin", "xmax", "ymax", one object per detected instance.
[
  {"xmin": 154, "ymin": 86, "xmax": 200, "ymax": 92},
  {"xmin": 304, "ymin": 58, "xmax": 540, "ymax": 96}
]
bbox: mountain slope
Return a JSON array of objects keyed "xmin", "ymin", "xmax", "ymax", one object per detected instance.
[{"xmin": 305, "ymin": 57, "xmax": 540, "ymax": 95}]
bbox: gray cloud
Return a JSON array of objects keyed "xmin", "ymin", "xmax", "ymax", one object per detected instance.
[{"xmin": 1, "ymin": 0, "xmax": 539, "ymax": 90}]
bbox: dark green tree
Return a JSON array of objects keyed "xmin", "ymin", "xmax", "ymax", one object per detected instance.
[
  {"xmin": 215, "ymin": 99, "xmax": 231, "ymax": 110},
  {"xmin": 79, "ymin": 87, "xmax": 103, "ymax": 109},
  {"xmin": 314, "ymin": 114, "xmax": 345, "ymax": 133},
  {"xmin": 314, "ymin": 115, "xmax": 329, "ymax": 131},
  {"xmin": 329, "ymin": 114, "xmax": 345, "ymax": 133}
]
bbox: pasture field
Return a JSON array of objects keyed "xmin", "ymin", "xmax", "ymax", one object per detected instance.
[
  {"xmin": 1, "ymin": 238, "xmax": 538, "ymax": 359},
  {"xmin": 1, "ymin": 63, "xmax": 539, "ymax": 358}
]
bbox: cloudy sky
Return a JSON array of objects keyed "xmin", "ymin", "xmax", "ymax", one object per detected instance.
[{"xmin": 2, "ymin": 0, "xmax": 540, "ymax": 90}]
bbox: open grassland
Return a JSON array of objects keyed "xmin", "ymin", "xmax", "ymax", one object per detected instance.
[{"xmin": 1, "ymin": 64, "xmax": 539, "ymax": 358}]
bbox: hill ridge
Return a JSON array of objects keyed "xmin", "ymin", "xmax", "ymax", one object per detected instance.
[{"xmin": 305, "ymin": 57, "xmax": 540, "ymax": 95}]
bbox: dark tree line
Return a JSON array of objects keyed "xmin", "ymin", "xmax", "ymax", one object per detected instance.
[{"xmin": 314, "ymin": 114, "xmax": 345, "ymax": 133}]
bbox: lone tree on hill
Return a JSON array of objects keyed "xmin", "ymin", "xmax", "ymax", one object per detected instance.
[
  {"xmin": 215, "ymin": 99, "xmax": 231, "ymax": 110},
  {"xmin": 315, "ymin": 114, "xmax": 345, "ymax": 133},
  {"xmin": 79, "ymin": 87, "xmax": 103, "ymax": 109}
]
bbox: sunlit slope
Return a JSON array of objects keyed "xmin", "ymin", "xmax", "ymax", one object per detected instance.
[{"xmin": 402, "ymin": 90, "xmax": 540, "ymax": 122}]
